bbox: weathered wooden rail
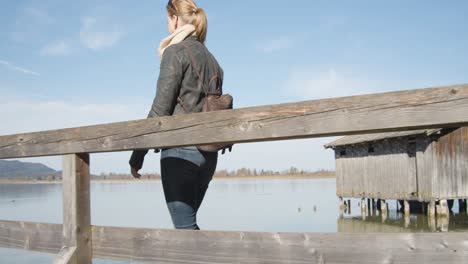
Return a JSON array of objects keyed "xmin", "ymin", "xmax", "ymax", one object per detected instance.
[
  {"xmin": 1, "ymin": 84, "xmax": 468, "ymax": 263},
  {"xmin": 1, "ymin": 220, "xmax": 467, "ymax": 263}
]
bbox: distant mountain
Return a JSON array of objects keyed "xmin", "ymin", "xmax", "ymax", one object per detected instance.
[{"xmin": 0, "ymin": 160, "xmax": 59, "ymax": 180}]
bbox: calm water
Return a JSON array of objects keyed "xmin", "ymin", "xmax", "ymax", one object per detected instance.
[{"xmin": 1, "ymin": 178, "xmax": 467, "ymax": 263}]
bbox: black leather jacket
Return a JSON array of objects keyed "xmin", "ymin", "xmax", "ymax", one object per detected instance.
[{"xmin": 129, "ymin": 36, "xmax": 224, "ymax": 170}]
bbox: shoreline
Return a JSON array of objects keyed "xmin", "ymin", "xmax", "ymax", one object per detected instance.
[{"xmin": 0, "ymin": 173, "xmax": 335, "ymax": 184}]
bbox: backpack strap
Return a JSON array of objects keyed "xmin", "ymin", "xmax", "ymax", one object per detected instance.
[
  {"xmin": 179, "ymin": 42, "xmax": 220, "ymax": 113},
  {"xmin": 181, "ymin": 42, "xmax": 221, "ymax": 93}
]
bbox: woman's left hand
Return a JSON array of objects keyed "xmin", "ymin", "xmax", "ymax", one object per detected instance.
[{"xmin": 131, "ymin": 167, "xmax": 142, "ymax": 179}]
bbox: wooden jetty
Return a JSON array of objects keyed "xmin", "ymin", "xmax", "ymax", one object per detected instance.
[
  {"xmin": 1, "ymin": 84, "xmax": 468, "ymax": 263},
  {"xmin": 325, "ymin": 125, "xmax": 468, "ymax": 219}
]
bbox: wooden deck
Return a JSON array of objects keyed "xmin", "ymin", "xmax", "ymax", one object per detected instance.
[{"xmin": 1, "ymin": 84, "xmax": 468, "ymax": 263}]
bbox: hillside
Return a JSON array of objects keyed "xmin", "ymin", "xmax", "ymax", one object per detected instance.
[{"xmin": 0, "ymin": 160, "xmax": 59, "ymax": 180}]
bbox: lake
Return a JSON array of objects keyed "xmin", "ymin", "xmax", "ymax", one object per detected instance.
[{"xmin": 1, "ymin": 178, "xmax": 467, "ymax": 263}]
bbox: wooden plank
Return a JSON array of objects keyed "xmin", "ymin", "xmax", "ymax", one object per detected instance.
[
  {"xmin": 54, "ymin": 247, "xmax": 77, "ymax": 264},
  {"xmin": 0, "ymin": 220, "xmax": 467, "ymax": 264},
  {"xmin": 57, "ymin": 154, "xmax": 92, "ymax": 264},
  {"xmin": 0, "ymin": 221, "xmax": 62, "ymax": 253},
  {"xmin": 1, "ymin": 84, "xmax": 468, "ymax": 159}
]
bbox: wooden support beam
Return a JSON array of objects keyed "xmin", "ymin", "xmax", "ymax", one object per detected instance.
[
  {"xmin": 54, "ymin": 247, "xmax": 77, "ymax": 264},
  {"xmin": 428, "ymin": 201, "xmax": 436, "ymax": 217},
  {"xmin": 1, "ymin": 84, "xmax": 468, "ymax": 159},
  {"xmin": 380, "ymin": 199, "xmax": 387, "ymax": 214},
  {"xmin": 361, "ymin": 198, "xmax": 367, "ymax": 220},
  {"xmin": 380, "ymin": 200, "xmax": 387, "ymax": 222},
  {"xmin": 1, "ymin": 220, "xmax": 468, "ymax": 264},
  {"xmin": 338, "ymin": 197, "xmax": 345, "ymax": 218},
  {"xmin": 437, "ymin": 200, "xmax": 450, "ymax": 217},
  {"xmin": 404, "ymin": 200, "xmax": 410, "ymax": 216},
  {"xmin": 437, "ymin": 216, "xmax": 450, "ymax": 232},
  {"xmin": 56, "ymin": 154, "xmax": 92, "ymax": 264}
]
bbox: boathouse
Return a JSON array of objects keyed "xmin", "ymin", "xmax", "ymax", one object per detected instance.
[{"xmin": 325, "ymin": 127, "xmax": 468, "ymax": 205}]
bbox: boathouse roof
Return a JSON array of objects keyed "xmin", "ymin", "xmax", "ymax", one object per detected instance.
[{"xmin": 324, "ymin": 129, "xmax": 442, "ymax": 149}]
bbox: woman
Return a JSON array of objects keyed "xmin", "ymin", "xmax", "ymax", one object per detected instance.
[{"xmin": 129, "ymin": 0, "xmax": 223, "ymax": 230}]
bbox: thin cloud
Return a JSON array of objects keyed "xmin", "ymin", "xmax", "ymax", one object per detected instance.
[
  {"xmin": 284, "ymin": 68, "xmax": 377, "ymax": 100},
  {"xmin": 23, "ymin": 7, "xmax": 53, "ymax": 24},
  {"xmin": 41, "ymin": 41, "xmax": 72, "ymax": 56},
  {"xmin": 11, "ymin": 7, "xmax": 54, "ymax": 43},
  {"xmin": 256, "ymin": 34, "xmax": 308, "ymax": 54},
  {"xmin": 258, "ymin": 38, "xmax": 294, "ymax": 54},
  {"xmin": 0, "ymin": 60, "xmax": 40, "ymax": 76},
  {"xmin": 80, "ymin": 17, "xmax": 124, "ymax": 50}
]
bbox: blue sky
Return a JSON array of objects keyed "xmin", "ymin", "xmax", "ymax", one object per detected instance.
[{"xmin": 1, "ymin": 0, "xmax": 468, "ymax": 174}]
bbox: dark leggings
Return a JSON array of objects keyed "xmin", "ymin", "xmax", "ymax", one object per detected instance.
[{"xmin": 160, "ymin": 154, "xmax": 217, "ymax": 230}]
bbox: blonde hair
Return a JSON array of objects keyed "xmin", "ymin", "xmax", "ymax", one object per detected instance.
[{"xmin": 167, "ymin": 0, "xmax": 208, "ymax": 44}]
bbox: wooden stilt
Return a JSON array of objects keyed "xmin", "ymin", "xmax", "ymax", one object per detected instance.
[
  {"xmin": 438, "ymin": 200, "xmax": 449, "ymax": 217},
  {"xmin": 428, "ymin": 201, "xmax": 436, "ymax": 220},
  {"xmin": 404, "ymin": 214, "xmax": 410, "ymax": 228},
  {"xmin": 380, "ymin": 199, "xmax": 387, "ymax": 222},
  {"xmin": 380, "ymin": 199, "xmax": 387, "ymax": 214},
  {"xmin": 361, "ymin": 198, "xmax": 367, "ymax": 220},
  {"xmin": 339, "ymin": 197, "xmax": 344, "ymax": 218},
  {"xmin": 428, "ymin": 214, "xmax": 436, "ymax": 232},
  {"xmin": 404, "ymin": 200, "xmax": 410, "ymax": 216},
  {"xmin": 437, "ymin": 215, "xmax": 449, "ymax": 232},
  {"xmin": 55, "ymin": 153, "xmax": 92, "ymax": 264}
]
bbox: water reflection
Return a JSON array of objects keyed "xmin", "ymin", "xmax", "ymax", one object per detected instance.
[
  {"xmin": 338, "ymin": 201, "xmax": 468, "ymax": 233},
  {"xmin": 1, "ymin": 179, "xmax": 467, "ymax": 233}
]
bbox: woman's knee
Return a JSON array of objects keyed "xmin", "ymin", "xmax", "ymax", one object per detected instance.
[{"xmin": 166, "ymin": 201, "xmax": 200, "ymax": 230}]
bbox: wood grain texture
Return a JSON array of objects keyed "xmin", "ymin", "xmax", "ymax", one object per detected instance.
[
  {"xmin": 54, "ymin": 246, "xmax": 77, "ymax": 264},
  {"xmin": 1, "ymin": 84, "xmax": 468, "ymax": 159},
  {"xmin": 431, "ymin": 127, "xmax": 468, "ymax": 199},
  {"xmin": 334, "ymin": 138, "xmax": 418, "ymax": 199},
  {"xmin": 334, "ymin": 127, "xmax": 468, "ymax": 201},
  {"xmin": 1, "ymin": 220, "xmax": 468, "ymax": 263},
  {"xmin": 59, "ymin": 154, "xmax": 92, "ymax": 264}
]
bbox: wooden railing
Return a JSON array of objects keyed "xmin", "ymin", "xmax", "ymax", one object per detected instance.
[{"xmin": 1, "ymin": 84, "xmax": 468, "ymax": 263}]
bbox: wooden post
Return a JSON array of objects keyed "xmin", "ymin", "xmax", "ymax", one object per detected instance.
[
  {"xmin": 404, "ymin": 200, "xmax": 410, "ymax": 216},
  {"xmin": 428, "ymin": 215, "xmax": 436, "ymax": 232},
  {"xmin": 404, "ymin": 214, "xmax": 410, "ymax": 228},
  {"xmin": 438, "ymin": 200, "xmax": 449, "ymax": 217},
  {"xmin": 428, "ymin": 201, "xmax": 436, "ymax": 218},
  {"xmin": 380, "ymin": 200, "xmax": 387, "ymax": 214},
  {"xmin": 380, "ymin": 200, "xmax": 387, "ymax": 222},
  {"xmin": 339, "ymin": 197, "xmax": 344, "ymax": 218},
  {"xmin": 361, "ymin": 198, "xmax": 367, "ymax": 220},
  {"xmin": 55, "ymin": 153, "xmax": 92, "ymax": 264},
  {"xmin": 437, "ymin": 215, "xmax": 449, "ymax": 232}
]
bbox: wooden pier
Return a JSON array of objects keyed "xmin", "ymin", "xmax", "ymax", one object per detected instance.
[{"xmin": 1, "ymin": 84, "xmax": 468, "ymax": 263}]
